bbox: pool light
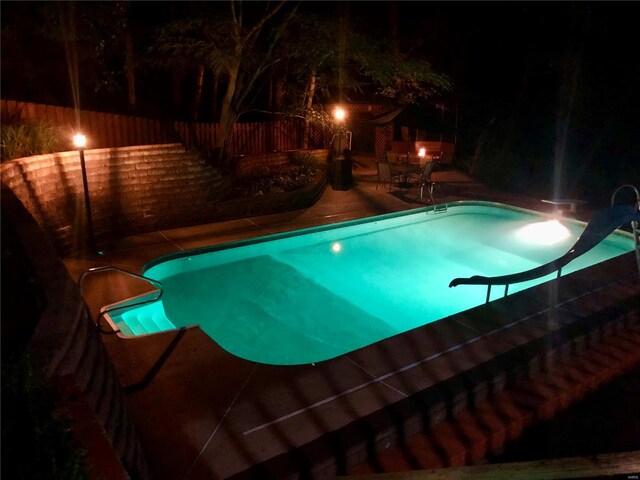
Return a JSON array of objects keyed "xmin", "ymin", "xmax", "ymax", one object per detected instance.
[
  {"xmin": 517, "ymin": 219, "xmax": 571, "ymax": 245},
  {"xmin": 330, "ymin": 242, "xmax": 343, "ymax": 253}
]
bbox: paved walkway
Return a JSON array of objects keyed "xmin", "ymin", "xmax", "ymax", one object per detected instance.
[
  {"xmin": 64, "ymin": 155, "xmax": 555, "ymax": 284},
  {"xmin": 63, "ymin": 156, "xmax": 638, "ymax": 479}
]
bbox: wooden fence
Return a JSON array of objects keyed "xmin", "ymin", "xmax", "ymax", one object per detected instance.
[{"xmin": 1, "ymin": 99, "xmax": 325, "ymax": 158}]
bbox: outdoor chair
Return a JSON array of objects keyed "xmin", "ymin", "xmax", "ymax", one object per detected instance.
[
  {"xmin": 386, "ymin": 151, "xmax": 400, "ymax": 164},
  {"xmin": 419, "ymin": 161, "xmax": 437, "ymax": 202},
  {"xmin": 377, "ymin": 160, "xmax": 402, "ymax": 191}
]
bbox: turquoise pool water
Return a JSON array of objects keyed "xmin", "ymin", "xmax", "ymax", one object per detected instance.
[{"xmin": 105, "ymin": 202, "xmax": 635, "ymax": 365}]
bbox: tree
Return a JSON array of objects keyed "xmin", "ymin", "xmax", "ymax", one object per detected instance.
[
  {"xmin": 150, "ymin": 1, "xmax": 299, "ymax": 164},
  {"xmin": 272, "ymin": 6, "xmax": 453, "ymax": 146},
  {"xmin": 117, "ymin": 1, "xmax": 137, "ymax": 113}
]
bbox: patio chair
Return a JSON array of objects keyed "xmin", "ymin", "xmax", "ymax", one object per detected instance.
[
  {"xmin": 386, "ymin": 151, "xmax": 400, "ymax": 164},
  {"xmin": 377, "ymin": 159, "xmax": 402, "ymax": 191},
  {"xmin": 419, "ymin": 161, "xmax": 437, "ymax": 201}
]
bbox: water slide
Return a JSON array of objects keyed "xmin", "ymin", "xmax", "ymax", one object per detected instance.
[{"xmin": 449, "ymin": 204, "xmax": 640, "ymax": 289}]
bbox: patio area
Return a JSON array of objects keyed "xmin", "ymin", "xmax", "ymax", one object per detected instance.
[{"xmin": 63, "ymin": 156, "xmax": 640, "ymax": 479}]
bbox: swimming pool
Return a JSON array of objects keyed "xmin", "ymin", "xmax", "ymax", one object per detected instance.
[{"xmin": 104, "ymin": 201, "xmax": 635, "ymax": 365}]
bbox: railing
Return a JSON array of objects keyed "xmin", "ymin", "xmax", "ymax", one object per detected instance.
[
  {"xmin": 420, "ymin": 161, "xmax": 447, "ymax": 214},
  {"xmin": 449, "ymin": 202, "xmax": 640, "ymax": 304},
  {"xmin": 611, "ymin": 184, "xmax": 640, "ymax": 271},
  {"xmin": 78, "ymin": 266, "xmax": 163, "ymax": 333}
]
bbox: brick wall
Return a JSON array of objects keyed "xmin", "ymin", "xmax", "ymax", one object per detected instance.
[
  {"xmin": 1, "ymin": 144, "xmax": 329, "ymax": 257},
  {"xmin": 1, "ymin": 144, "xmax": 229, "ymax": 255}
]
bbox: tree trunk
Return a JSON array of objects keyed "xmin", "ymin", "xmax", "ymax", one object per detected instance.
[
  {"xmin": 124, "ymin": 30, "xmax": 136, "ymax": 112},
  {"xmin": 389, "ymin": 1, "xmax": 399, "ymax": 55},
  {"xmin": 171, "ymin": 67, "xmax": 183, "ymax": 117},
  {"xmin": 303, "ymin": 69, "xmax": 317, "ymax": 149},
  {"xmin": 119, "ymin": 1, "xmax": 136, "ymax": 112},
  {"xmin": 218, "ymin": 61, "xmax": 240, "ymax": 166},
  {"xmin": 191, "ymin": 64, "xmax": 205, "ymax": 122},
  {"xmin": 274, "ymin": 75, "xmax": 285, "ymax": 110},
  {"xmin": 210, "ymin": 72, "xmax": 219, "ymax": 122}
]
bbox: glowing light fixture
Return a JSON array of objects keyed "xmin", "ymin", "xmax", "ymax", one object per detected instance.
[
  {"xmin": 418, "ymin": 148, "xmax": 426, "ymax": 158},
  {"xmin": 73, "ymin": 133, "xmax": 87, "ymax": 148},
  {"xmin": 516, "ymin": 219, "xmax": 571, "ymax": 246},
  {"xmin": 330, "ymin": 242, "xmax": 343, "ymax": 253},
  {"xmin": 333, "ymin": 107, "xmax": 346, "ymax": 122}
]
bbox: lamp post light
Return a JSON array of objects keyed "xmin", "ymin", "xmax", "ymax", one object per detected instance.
[
  {"xmin": 73, "ymin": 133, "xmax": 95, "ymax": 251},
  {"xmin": 333, "ymin": 106, "xmax": 346, "ymax": 123}
]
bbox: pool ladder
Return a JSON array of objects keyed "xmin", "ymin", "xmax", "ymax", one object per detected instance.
[
  {"xmin": 78, "ymin": 265, "xmax": 163, "ymax": 333},
  {"xmin": 611, "ymin": 184, "xmax": 640, "ymax": 272},
  {"xmin": 420, "ymin": 181, "xmax": 448, "ymax": 214}
]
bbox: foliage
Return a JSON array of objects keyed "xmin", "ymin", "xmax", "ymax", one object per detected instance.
[
  {"xmin": 1, "ymin": 355, "xmax": 88, "ymax": 480},
  {"xmin": 346, "ymin": 28, "xmax": 453, "ymax": 104},
  {"xmin": 1, "ymin": 112, "xmax": 62, "ymax": 162},
  {"xmin": 303, "ymin": 108, "xmax": 350, "ymax": 135},
  {"xmin": 149, "ymin": 1, "xmax": 299, "ymax": 162},
  {"xmin": 275, "ymin": 9, "xmax": 453, "ymax": 114},
  {"xmin": 233, "ymin": 159, "xmax": 323, "ymax": 197},
  {"xmin": 1, "ymin": 2, "xmax": 137, "ymax": 108},
  {"xmin": 273, "ymin": 12, "xmax": 339, "ymax": 109}
]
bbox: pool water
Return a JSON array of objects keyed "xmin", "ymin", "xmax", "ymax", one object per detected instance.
[{"xmin": 105, "ymin": 202, "xmax": 635, "ymax": 365}]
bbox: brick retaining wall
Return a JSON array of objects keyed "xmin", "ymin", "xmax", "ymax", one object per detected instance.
[{"xmin": 1, "ymin": 144, "xmax": 329, "ymax": 256}]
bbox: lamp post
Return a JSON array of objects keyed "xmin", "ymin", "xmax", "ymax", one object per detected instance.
[
  {"xmin": 330, "ymin": 106, "xmax": 354, "ymax": 190},
  {"xmin": 73, "ymin": 133, "xmax": 95, "ymax": 251}
]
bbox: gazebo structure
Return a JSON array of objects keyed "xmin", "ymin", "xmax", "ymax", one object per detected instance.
[{"xmin": 367, "ymin": 103, "xmax": 457, "ymax": 164}]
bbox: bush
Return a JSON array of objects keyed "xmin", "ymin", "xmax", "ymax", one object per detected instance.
[
  {"xmin": 1, "ymin": 355, "xmax": 88, "ymax": 479},
  {"xmin": 233, "ymin": 163, "xmax": 323, "ymax": 197},
  {"xmin": 1, "ymin": 111, "xmax": 61, "ymax": 162}
]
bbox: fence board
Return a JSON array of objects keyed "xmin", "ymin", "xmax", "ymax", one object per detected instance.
[{"xmin": 1, "ymin": 99, "xmax": 318, "ymax": 156}]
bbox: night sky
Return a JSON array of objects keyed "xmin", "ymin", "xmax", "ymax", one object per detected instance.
[{"xmin": 2, "ymin": 1, "xmax": 638, "ymax": 204}]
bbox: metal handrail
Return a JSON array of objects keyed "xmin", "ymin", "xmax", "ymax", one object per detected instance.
[
  {"xmin": 78, "ymin": 266, "xmax": 163, "ymax": 332},
  {"xmin": 611, "ymin": 184, "xmax": 639, "ymax": 270},
  {"xmin": 610, "ymin": 184, "xmax": 639, "ymax": 208},
  {"xmin": 420, "ymin": 163, "xmax": 447, "ymax": 214}
]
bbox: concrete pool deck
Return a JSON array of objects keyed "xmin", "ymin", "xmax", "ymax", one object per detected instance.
[{"xmin": 63, "ymin": 157, "xmax": 640, "ymax": 479}]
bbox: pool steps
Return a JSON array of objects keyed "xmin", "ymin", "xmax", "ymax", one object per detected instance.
[
  {"xmin": 79, "ymin": 265, "xmax": 166, "ymax": 334},
  {"xmin": 117, "ymin": 303, "xmax": 175, "ymax": 336}
]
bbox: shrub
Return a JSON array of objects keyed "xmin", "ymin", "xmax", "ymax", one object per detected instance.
[
  {"xmin": 233, "ymin": 163, "xmax": 323, "ymax": 197},
  {"xmin": 1, "ymin": 111, "xmax": 62, "ymax": 162},
  {"xmin": 1, "ymin": 355, "xmax": 88, "ymax": 479}
]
